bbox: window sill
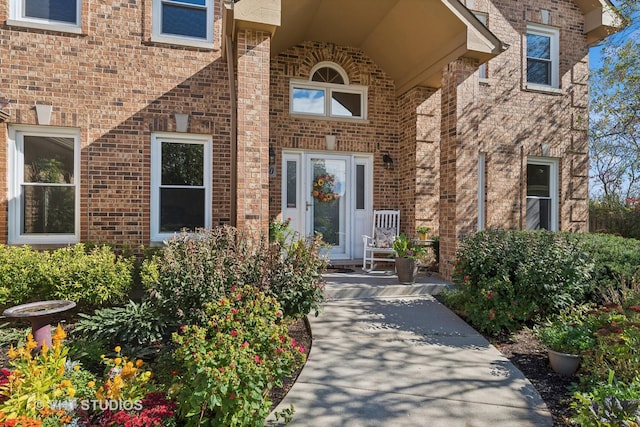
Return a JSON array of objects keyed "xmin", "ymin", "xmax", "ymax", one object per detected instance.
[
  {"xmin": 149, "ymin": 35, "xmax": 216, "ymax": 51},
  {"xmin": 289, "ymin": 113, "xmax": 369, "ymax": 124},
  {"xmin": 6, "ymin": 19, "xmax": 83, "ymax": 35},
  {"xmin": 523, "ymin": 83, "xmax": 564, "ymax": 96}
]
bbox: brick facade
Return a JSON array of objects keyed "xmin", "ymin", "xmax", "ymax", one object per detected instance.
[{"xmin": 0, "ymin": 0, "xmax": 592, "ymax": 279}]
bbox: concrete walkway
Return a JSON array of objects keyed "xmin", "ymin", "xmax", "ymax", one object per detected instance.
[{"xmin": 267, "ymin": 271, "xmax": 553, "ymax": 427}]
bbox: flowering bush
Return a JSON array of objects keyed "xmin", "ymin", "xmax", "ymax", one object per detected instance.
[
  {"xmin": 170, "ymin": 286, "xmax": 306, "ymax": 426},
  {"xmin": 0, "ymin": 328, "xmax": 175, "ymax": 427}
]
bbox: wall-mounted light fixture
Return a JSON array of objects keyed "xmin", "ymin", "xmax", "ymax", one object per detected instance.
[
  {"xmin": 383, "ymin": 153, "xmax": 394, "ymax": 169},
  {"xmin": 35, "ymin": 104, "xmax": 53, "ymax": 126},
  {"xmin": 174, "ymin": 113, "xmax": 189, "ymax": 133},
  {"xmin": 325, "ymin": 135, "xmax": 336, "ymax": 151}
]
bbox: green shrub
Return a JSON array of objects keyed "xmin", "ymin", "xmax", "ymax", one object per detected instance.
[
  {"xmin": 259, "ymin": 235, "xmax": 327, "ymax": 318},
  {"xmin": 170, "ymin": 286, "xmax": 305, "ymax": 426},
  {"xmin": 447, "ymin": 229, "xmax": 593, "ymax": 334},
  {"xmin": 0, "ymin": 245, "xmax": 46, "ymax": 308},
  {"xmin": 143, "ymin": 227, "xmax": 327, "ymax": 324},
  {"xmin": 142, "ymin": 227, "xmax": 257, "ymax": 325},
  {"xmin": 73, "ymin": 300, "xmax": 168, "ymax": 348},
  {"xmin": 567, "ymin": 233, "xmax": 640, "ymax": 304},
  {"xmin": 580, "ymin": 303, "xmax": 640, "ymax": 386},
  {"xmin": 44, "ymin": 244, "xmax": 133, "ymax": 308},
  {"xmin": 0, "ymin": 244, "xmax": 133, "ymax": 310}
]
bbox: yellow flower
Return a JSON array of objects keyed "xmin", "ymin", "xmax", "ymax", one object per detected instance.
[
  {"xmin": 87, "ymin": 381, "xmax": 95, "ymax": 388},
  {"xmin": 114, "ymin": 357, "xmax": 122, "ymax": 366},
  {"xmin": 114, "ymin": 346, "xmax": 122, "ymax": 353},
  {"xmin": 7, "ymin": 346, "xmax": 18, "ymax": 360},
  {"xmin": 135, "ymin": 359, "xmax": 144, "ymax": 368},
  {"xmin": 73, "ymin": 365, "xmax": 80, "ymax": 371},
  {"xmin": 40, "ymin": 341, "xmax": 49, "ymax": 355},
  {"xmin": 53, "ymin": 389, "xmax": 63, "ymax": 398},
  {"xmin": 52, "ymin": 324, "xmax": 66, "ymax": 345},
  {"xmin": 61, "ymin": 379, "xmax": 72, "ymax": 388},
  {"xmin": 67, "ymin": 387, "xmax": 76, "ymax": 398},
  {"xmin": 25, "ymin": 333, "xmax": 38, "ymax": 352}
]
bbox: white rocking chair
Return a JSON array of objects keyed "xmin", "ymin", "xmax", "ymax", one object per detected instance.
[{"xmin": 362, "ymin": 210, "xmax": 400, "ymax": 271}]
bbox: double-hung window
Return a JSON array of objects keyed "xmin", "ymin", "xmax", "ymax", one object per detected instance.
[
  {"xmin": 526, "ymin": 24, "xmax": 559, "ymax": 89},
  {"xmin": 151, "ymin": 133, "xmax": 212, "ymax": 242},
  {"xmin": 9, "ymin": 0, "xmax": 81, "ymax": 32},
  {"xmin": 152, "ymin": 0, "xmax": 214, "ymax": 48},
  {"xmin": 526, "ymin": 157, "xmax": 558, "ymax": 231},
  {"xmin": 291, "ymin": 62, "xmax": 367, "ymax": 120},
  {"xmin": 8, "ymin": 126, "xmax": 80, "ymax": 244}
]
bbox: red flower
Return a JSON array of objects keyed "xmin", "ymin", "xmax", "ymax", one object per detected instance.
[
  {"xmin": 254, "ymin": 355, "xmax": 262, "ymax": 364},
  {"xmin": 230, "ymin": 330, "xmax": 238, "ymax": 337}
]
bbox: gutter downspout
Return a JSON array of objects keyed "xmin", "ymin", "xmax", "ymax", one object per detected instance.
[{"xmin": 224, "ymin": 1, "xmax": 237, "ymax": 227}]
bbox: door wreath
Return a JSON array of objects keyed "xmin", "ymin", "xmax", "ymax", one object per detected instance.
[{"xmin": 312, "ymin": 173, "xmax": 340, "ymax": 203}]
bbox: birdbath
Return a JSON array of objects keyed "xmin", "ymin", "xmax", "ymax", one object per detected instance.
[{"xmin": 3, "ymin": 300, "xmax": 76, "ymax": 350}]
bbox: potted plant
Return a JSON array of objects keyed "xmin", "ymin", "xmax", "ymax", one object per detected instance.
[
  {"xmin": 535, "ymin": 308, "xmax": 595, "ymax": 376},
  {"xmin": 392, "ymin": 233, "xmax": 425, "ymax": 284},
  {"xmin": 416, "ymin": 225, "xmax": 431, "ymax": 241}
]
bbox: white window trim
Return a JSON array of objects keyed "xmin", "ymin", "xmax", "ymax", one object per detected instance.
[
  {"xmin": 525, "ymin": 23, "xmax": 560, "ymax": 90},
  {"xmin": 151, "ymin": 0, "xmax": 214, "ymax": 49},
  {"xmin": 150, "ymin": 132, "xmax": 212, "ymax": 242},
  {"xmin": 474, "ymin": 12, "xmax": 489, "ymax": 83},
  {"xmin": 8, "ymin": 0, "xmax": 82, "ymax": 33},
  {"xmin": 290, "ymin": 80, "xmax": 368, "ymax": 120},
  {"xmin": 8, "ymin": 125, "xmax": 81, "ymax": 245},
  {"xmin": 309, "ymin": 61, "xmax": 350, "ymax": 84},
  {"xmin": 526, "ymin": 156, "xmax": 559, "ymax": 231}
]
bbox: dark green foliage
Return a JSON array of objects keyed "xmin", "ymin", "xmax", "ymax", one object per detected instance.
[
  {"xmin": 446, "ymin": 229, "xmax": 593, "ymax": 334},
  {"xmin": 0, "ymin": 244, "xmax": 133, "ymax": 310},
  {"xmin": 73, "ymin": 300, "xmax": 168, "ymax": 347},
  {"xmin": 142, "ymin": 226, "xmax": 327, "ymax": 325},
  {"xmin": 566, "ymin": 233, "xmax": 640, "ymax": 304},
  {"xmin": 260, "ymin": 235, "xmax": 327, "ymax": 318}
]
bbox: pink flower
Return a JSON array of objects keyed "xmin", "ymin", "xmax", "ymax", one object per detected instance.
[
  {"xmin": 230, "ymin": 330, "xmax": 238, "ymax": 337},
  {"xmin": 276, "ymin": 311, "xmax": 282, "ymax": 317},
  {"xmin": 254, "ymin": 355, "xmax": 262, "ymax": 364},
  {"xmin": 242, "ymin": 341, "xmax": 249, "ymax": 348},
  {"xmin": 232, "ymin": 308, "xmax": 239, "ymax": 314}
]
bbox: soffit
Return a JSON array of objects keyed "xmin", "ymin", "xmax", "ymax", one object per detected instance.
[{"xmin": 270, "ymin": 0, "xmax": 504, "ymax": 94}]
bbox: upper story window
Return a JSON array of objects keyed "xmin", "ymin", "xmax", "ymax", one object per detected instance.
[
  {"xmin": 8, "ymin": 125, "xmax": 80, "ymax": 245},
  {"xmin": 526, "ymin": 23, "xmax": 560, "ymax": 90},
  {"xmin": 152, "ymin": 0, "xmax": 214, "ymax": 48},
  {"xmin": 9, "ymin": 0, "xmax": 82, "ymax": 33},
  {"xmin": 290, "ymin": 62, "xmax": 368, "ymax": 120},
  {"xmin": 474, "ymin": 12, "xmax": 489, "ymax": 81}
]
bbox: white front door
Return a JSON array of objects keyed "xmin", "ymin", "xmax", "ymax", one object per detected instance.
[{"xmin": 282, "ymin": 151, "xmax": 372, "ymax": 261}]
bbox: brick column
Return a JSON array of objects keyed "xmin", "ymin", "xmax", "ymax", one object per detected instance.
[
  {"xmin": 236, "ymin": 29, "xmax": 271, "ymax": 238},
  {"xmin": 439, "ymin": 58, "xmax": 479, "ymax": 280}
]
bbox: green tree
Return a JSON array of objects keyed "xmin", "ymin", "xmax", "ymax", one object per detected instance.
[{"xmin": 590, "ymin": 0, "xmax": 640, "ymax": 203}]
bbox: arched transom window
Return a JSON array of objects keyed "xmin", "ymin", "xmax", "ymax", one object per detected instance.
[{"xmin": 290, "ymin": 62, "xmax": 367, "ymax": 119}]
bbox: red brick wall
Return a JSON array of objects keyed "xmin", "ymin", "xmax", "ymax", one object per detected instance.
[
  {"xmin": 0, "ymin": 1, "xmax": 233, "ymax": 247},
  {"xmin": 269, "ymin": 42, "xmax": 404, "ymax": 226}
]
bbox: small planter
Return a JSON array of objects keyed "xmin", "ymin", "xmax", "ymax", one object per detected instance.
[
  {"xmin": 395, "ymin": 257, "xmax": 418, "ymax": 284},
  {"xmin": 417, "ymin": 232, "xmax": 429, "ymax": 241},
  {"xmin": 548, "ymin": 349, "xmax": 581, "ymax": 376}
]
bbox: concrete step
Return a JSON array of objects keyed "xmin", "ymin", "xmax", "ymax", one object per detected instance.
[{"xmin": 323, "ymin": 270, "xmax": 453, "ymax": 300}]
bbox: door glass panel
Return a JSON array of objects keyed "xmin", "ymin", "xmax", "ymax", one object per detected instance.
[
  {"xmin": 356, "ymin": 164, "xmax": 365, "ymax": 210},
  {"xmin": 286, "ymin": 160, "xmax": 297, "ymax": 208},
  {"xmin": 311, "ymin": 158, "xmax": 346, "ymax": 247}
]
